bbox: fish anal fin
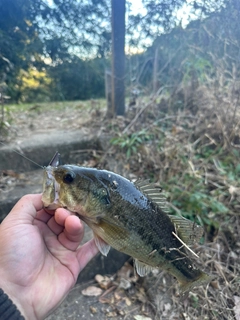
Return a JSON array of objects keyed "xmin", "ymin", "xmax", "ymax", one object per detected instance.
[
  {"xmin": 169, "ymin": 215, "xmax": 203, "ymax": 245},
  {"xmin": 94, "ymin": 233, "xmax": 111, "ymax": 256},
  {"xmin": 134, "ymin": 259, "xmax": 156, "ymax": 277}
]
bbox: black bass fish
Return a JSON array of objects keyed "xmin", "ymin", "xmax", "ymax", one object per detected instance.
[{"xmin": 42, "ymin": 162, "xmax": 212, "ymax": 292}]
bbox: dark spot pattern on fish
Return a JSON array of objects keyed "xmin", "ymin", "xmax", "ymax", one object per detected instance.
[{"xmin": 42, "ymin": 164, "xmax": 212, "ymax": 292}]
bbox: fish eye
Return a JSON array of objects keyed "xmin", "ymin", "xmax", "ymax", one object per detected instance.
[{"xmin": 63, "ymin": 171, "xmax": 75, "ymax": 184}]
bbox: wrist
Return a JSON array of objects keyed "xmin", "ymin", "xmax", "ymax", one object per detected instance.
[
  {"xmin": 0, "ymin": 288, "xmax": 25, "ymax": 320},
  {"xmin": 0, "ymin": 283, "xmax": 38, "ymax": 320}
]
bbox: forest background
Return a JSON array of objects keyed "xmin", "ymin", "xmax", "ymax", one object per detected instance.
[{"xmin": 0, "ymin": 0, "xmax": 239, "ymax": 105}]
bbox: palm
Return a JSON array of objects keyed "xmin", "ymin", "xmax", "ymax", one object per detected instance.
[{"xmin": 0, "ymin": 194, "xmax": 98, "ymax": 319}]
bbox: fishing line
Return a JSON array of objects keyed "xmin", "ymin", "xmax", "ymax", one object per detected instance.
[{"xmin": 0, "ymin": 141, "xmax": 44, "ymax": 169}]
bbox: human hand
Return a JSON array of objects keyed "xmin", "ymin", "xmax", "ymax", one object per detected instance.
[{"xmin": 0, "ymin": 194, "xmax": 98, "ymax": 320}]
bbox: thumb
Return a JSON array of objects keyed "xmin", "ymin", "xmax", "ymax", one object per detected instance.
[{"xmin": 6, "ymin": 194, "xmax": 43, "ymax": 225}]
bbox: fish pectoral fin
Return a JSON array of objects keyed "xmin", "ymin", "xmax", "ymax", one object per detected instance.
[
  {"xmin": 134, "ymin": 259, "xmax": 156, "ymax": 277},
  {"xmin": 94, "ymin": 233, "xmax": 111, "ymax": 256},
  {"xmin": 169, "ymin": 215, "xmax": 203, "ymax": 245}
]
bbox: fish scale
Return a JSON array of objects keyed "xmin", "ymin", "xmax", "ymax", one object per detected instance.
[{"xmin": 42, "ymin": 164, "xmax": 213, "ymax": 293}]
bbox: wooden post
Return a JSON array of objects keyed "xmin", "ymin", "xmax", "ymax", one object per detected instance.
[{"xmin": 111, "ymin": 0, "xmax": 126, "ymax": 116}]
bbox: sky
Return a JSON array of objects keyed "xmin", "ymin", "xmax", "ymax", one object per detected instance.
[
  {"xmin": 45, "ymin": 0, "xmax": 195, "ymax": 55},
  {"xmin": 46, "ymin": 0, "xmax": 192, "ymax": 25},
  {"xmin": 125, "ymin": 0, "xmax": 193, "ymax": 52},
  {"xmin": 130, "ymin": 0, "xmax": 192, "ymax": 27},
  {"xmin": 129, "ymin": 0, "xmax": 146, "ymax": 14}
]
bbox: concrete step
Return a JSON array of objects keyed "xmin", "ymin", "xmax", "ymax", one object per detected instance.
[
  {"xmin": 0, "ymin": 129, "xmax": 101, "ymax": 171},
  {"xmin": 0, "ymin": 129, "xmax": 102, "ymax": 217}
]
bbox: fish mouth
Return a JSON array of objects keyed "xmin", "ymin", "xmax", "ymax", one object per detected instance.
[{"xmin": 42, "ymin": 166, "xmax": 61, "ymax": 210}]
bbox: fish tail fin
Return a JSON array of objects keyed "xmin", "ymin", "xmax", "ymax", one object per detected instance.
[{"xmin": 179, "ymin": 271, "xmax": 214, "ymax": 295}]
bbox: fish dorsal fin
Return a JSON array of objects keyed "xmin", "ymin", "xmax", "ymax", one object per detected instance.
[
  {"xmin": 134, "ymin": 259, "xmax": 157, "ymax": 277},
  {"xmin": 135, "ymin": 180, "xmax": 169, "ymax": 212},
  {"xmin": 94, "ymin": 233, "xmax": 111, "ymax": 256},
  {"xmin": 169, "ymin": 215, "xmax": 203, "ymax": 245}
]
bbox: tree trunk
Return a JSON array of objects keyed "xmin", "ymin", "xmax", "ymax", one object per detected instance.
[
  {"xmin": 153, "ymin": 46, "xmax": 159, "ymax": 94},
  {"xmin": 111, "ymin": 0, "xmax": 125, "ymax": 116},
  {"xmin": 105, "ymin": 69, "xmax": 112, "ymax": 116}
]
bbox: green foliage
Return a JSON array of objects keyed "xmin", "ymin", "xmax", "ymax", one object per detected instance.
[
  {"xmin": 129, "ymin": 0, "xmax": 240, "ymax": 101},
  {"xmin": 111, "ymin": 130, "xmax": 151, "ymax": 158},
  {"xmin": 190, "ymin": 294, "xmax": 199, "ymax": 309},
  {"xmin": 0, "ymin": 0, "xmax": 49, "ymax": 101},
  {"xmin": 41, "ymin": 0, "xmax": 111, "ymax": 60},
  {"xmin": 0, "ymin": 0, "xmax": 237, "ymax": 103},
  {"xmin": 111, "ymin": 117, "xmax": 239, "ymax": 234},
  {"xmin": 163, "ymin": 148, "xmax": 239, "ymax": 233},
  {"xmin": 0, "ymin": 104, "xmax": 13, "ymax": 137},
  {"xmin": 182, "ymin": 57, "xmax": 213, "ymax": 84},
  {"xmin": 170, "ymin": 174, "xmax": 228, "ymax": 227},
  {"xmin": 161, "ymin": 146, "xmax": 237, "ymax": 231},
  {"xmin": 48, "ymin": 57, "xmax": 108, "ymax": 101}
]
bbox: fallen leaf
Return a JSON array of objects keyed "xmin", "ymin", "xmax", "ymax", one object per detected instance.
[
  {"xmin": 99, "ymin": 295, "xmax": 115, "ymax": 304},
  {"xmin": 117, "ymin": 262, "xmax": 134, "ymax": 279},
  {"xmin": 136, "ymin": 287, "xmax": 147, "ymax": 303},
  {"xmin": 182, "ymin": 313, "xmax": 191, "ymax": 320},
  {"xmin": 134, "ymin": 316, "xmax": 152, "ymax": 320},
  {"xmin": 95, "ymin": 274, "xmax": 112, "ymax": 289},
  {"xmin": 95, "ymin": 274, "xmax": 104, "ymax": 282},
  {"xmin": 89, "ymin": 306, "xmax": 98, "ymax": 314},
  {"xmin": 81, "ymin": 286, "xmax": 103, "ymax": 296},
  {"xmin": 114, "ymin": 290, "xmax": 124, "ymax": 301},
  {"xmin": 118, "ymin": 310, "xmax": 125, "ymax": 316},
  {"xmin": 210, "ymin": 279, "xmax": 220, "ymax": 290},
  {"xmin": 2, "ymin": 170, "xmax": 20, "ymax": 178},
  {"xmin": 118, "ymin": 277, "xmax": 131, "ymax": 290},
  {"xmin": 123, "ymin": 297, "xmax": 132, "ymax": 306},
  {"xmin": 106, "ymin": 311, "xmax": 117, "ymax": 317},
  {"xmin": 234, "ymin": 296, "xmax": 240, "ymax": 320}
]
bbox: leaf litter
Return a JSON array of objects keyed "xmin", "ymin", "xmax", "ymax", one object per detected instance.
[{"xmin": 2, "ymin": 79, "xmax": 240, "ymax": 319}]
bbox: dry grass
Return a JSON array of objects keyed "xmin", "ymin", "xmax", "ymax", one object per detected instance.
[{"xmin": 88, "ymin": 70, "xmax": 240, "ymax": 319}]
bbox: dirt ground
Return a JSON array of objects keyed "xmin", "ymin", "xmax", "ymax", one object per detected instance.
[{"xmin": 1, "ymin": 101, "xmax": 96, "ymax": 142}]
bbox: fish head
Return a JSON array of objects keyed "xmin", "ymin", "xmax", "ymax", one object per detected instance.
[{"xmin": 42, "ymin": 165, "xmax": 112, "ymax": 218}]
